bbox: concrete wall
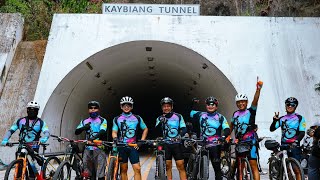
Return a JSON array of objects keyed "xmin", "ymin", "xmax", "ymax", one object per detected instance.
[
  {"xmin": 0, "ymin": 13, "xmax": 24, "ymax": 97},
  {"xmin": 34, "ymin": 14, "xmax": 320, "ymax": 167}
]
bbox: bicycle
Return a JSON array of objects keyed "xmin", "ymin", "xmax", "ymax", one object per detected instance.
[
  {"xmin": 184, "ymin": 137, "xmax": 212, "ymax": 180},
  {"xmin": 220, "ymin": 138, "xmax": 253, "ymax": 180},
  {"xmin": 4, "ymin": 141, "xmax": 60, "ymax": 180},
  {"xmin": 51, "ymin": 135, "xmax": 90, "ymax": 180},
  {"xmin": 265, "ymin": 139, "xmax": 304, "ymax": 180},
  {"xmin": 91, "ymin": 140, "xmax": 137, "ymax": 180}
]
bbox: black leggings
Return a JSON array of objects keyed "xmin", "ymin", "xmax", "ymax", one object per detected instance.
[{"xmin": 208, "ymin": 146, "xmax": 222, "ymax": 180}]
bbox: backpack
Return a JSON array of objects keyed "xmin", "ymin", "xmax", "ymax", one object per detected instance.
[{"xmin": 18, "ymin": 117, "xmax": 44, "ymax": 140}]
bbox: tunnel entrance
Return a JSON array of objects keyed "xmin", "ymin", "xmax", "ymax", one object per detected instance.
[{"xmin": 42, "ymin": 41, "xmax": 237, "ymax": 150}]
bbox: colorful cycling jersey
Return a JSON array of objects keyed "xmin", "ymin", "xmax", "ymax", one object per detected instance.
[
  {"xmin": 231, "ymin": 106, "xmax": 257, "ymax": 141},
  {"xmin": 112, "ymin": 113, "xmax": 147, "ymax": 144},
  {"xmin": 273, "ymin": 113, "xmax": 306, "ymax": 143},
  {"xmin": 76, "ymin": 116, "xmax": 107, "ymax": 150},
  {"xmin": 156, "ymin": 112, "xmax": 186, "ymax": 141},
  {"xmin": 190, "ymin": 110, "xmax": 229, "ymax": 143},
  {"xmin": 9, "ymin": 117, "xmax": 49, "ymax": 143}
]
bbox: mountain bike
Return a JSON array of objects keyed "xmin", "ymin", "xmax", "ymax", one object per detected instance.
[
  {"xmin": 51, "ymin": 135, "xmax": 91, "ymax": 180},
  {"xmin": 265, "ymin": 139, "xmax": 304, "ymax": 180},
  {"xmin": 4, "ymin": 141, "xmax": 60, "ymax": 180},
  {"xmin": 185, "ymin": 138, "xmax": 210, "ymax": 180},
  {"xmin": 92, "ymin": 140, "xmax": 137, "ymax": 180},
  {"xmin": 220, "ymin": 138, "xmax": 253, "ymax": 180}
]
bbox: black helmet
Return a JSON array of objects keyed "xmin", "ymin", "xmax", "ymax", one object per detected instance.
[
  {"xmin": 88, "ymin": 101, "xmax": 100, "ymax": 108},
  {"xmin": 160, "ymin": 97, "xmax": 173, "ymax": 106},
  {"xmin": 285, "ymin": 97, "xmax": 298, "ymax": 107},
  {"xmin": 205, "ymin": 96, "xmax": 219, "ymax": 106}
]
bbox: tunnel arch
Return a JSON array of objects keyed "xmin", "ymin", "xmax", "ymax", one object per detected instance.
[{"xmin": 42, "ymin": 40, "xmax": 237, "ymax": 151}]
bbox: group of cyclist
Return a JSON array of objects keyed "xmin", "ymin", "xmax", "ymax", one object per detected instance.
[{"xmin": 1, "ymin": 78, "xmax": 320, "ymax": 180}]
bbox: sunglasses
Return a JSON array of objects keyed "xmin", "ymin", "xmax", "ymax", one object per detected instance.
[
  {"xmin": 89, "ymin": 106, "xmax": 99, "ymax": 110},
  {"xmin": 286, "ymin": 103, "xmax": 297, "ymax": 108},
  {"xmin": 121, "ymin": 103, "xmax": 133, "ymax": 107},
  {"xmin": 206, "ymin": 103, "xmax": 217, "ymax": 107}
]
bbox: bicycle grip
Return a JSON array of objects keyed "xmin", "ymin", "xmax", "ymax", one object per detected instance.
[{"xmin": 128, "ymin": 143, "xmax": 137, "ymax": 147}]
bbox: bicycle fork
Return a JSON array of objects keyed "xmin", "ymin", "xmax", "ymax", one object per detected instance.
[{"xmin": 282, "ymin": 150, "xmax": 291, "ymax": 180}]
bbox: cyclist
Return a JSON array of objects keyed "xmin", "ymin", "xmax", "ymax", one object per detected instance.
[
  {"xmin": 155, "ymin": 97, "xmax": 187, "ymax": 180},
  {"xmin": 307, "ymin": 122, "xmax": 320, "ymax": 180},
  {"xmin": 190, "ymin": 96, "xmax": 230, "ymax": 180},
  {"xmin": 1, "ymin": 101, "xmax": 50, "ymax": 178},
  {"xmin": 270, "ymin": 97, "xmax": 306, "ymax": 180},
  {"xmin": 75, "ymin": 100, "xmax": 107, "ymax": 180},
  {"xmin": 230, "ymin": 79, "xmax": 263, "ymax": 180},
  {"xmin": 112, "ymin": 96, "xmax": 148, "ymax": 180}
]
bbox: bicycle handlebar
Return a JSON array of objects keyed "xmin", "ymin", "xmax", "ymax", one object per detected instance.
[{"xmin": 92, "ymin": 140, "xmax": 137, "ymax": 147}]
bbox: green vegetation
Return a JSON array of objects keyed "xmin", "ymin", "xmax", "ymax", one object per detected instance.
[{"xmin": 0, "ymin": 0, "xmax": 107, "ymax": 40}]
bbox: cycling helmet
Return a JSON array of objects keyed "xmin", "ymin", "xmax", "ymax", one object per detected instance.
[
  {"xmin": 285, "ymin": 97, "xmax": 298, "ymax": 106},
  {"xmin": 120, "ymin": 96, "xmax": 134, "ymax": 105},
  {"xmin": 205, "ymin": 96, "xmax": 219, "ymax": 106},
  {"xmin": 27, "ymin": 101, "xmax": 40, "ymax": 109},
  {"xmin": 235, "ymin": 93, "xmax": 248, "ymax": 102},
  {"xmin": 160, "ymin": 97, "xmax": 173, "ymax": 106},
  {"xmin": 88, "ymin": 101, "xmax": 100, "ymax": 108}
]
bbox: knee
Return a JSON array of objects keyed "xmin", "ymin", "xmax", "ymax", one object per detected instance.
[
  {"xmin": 120, "ymin": 166, "xmax": 128, "ymax": 173},
  {"xmin": 166, "ymin": 163, "xmax": 172, "ymax": 170},
  {"xmin": 176, "ymin": 162, "xmax": 185, "ymax": 171},
  {"xmin": 133, "ymin": 165, "xmax": 141, "ymax": 173}
]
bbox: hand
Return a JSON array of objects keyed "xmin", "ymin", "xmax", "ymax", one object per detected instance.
[
  {"xmin": 159, "ymin": 117, "xmax": 167, "ymax": 124},
  {"xmin": 192, "ymin": 98, "xmax": 200, "ymax": 104},
  {"xmin": 1, "ymin": 140, "xmax": 8, "ymax": 146},
  {"xmin": 134, "ymin": 141, "xmax": 143, "ymax": 150},
  {"xmin": 256, "ymin": 76, "xmax": 263, "ymax": 90},
  {"xmin": 40, "ymin": 137, "xmax": 49, "ymax": 144},
  {"xmin": 273, "ymin": 112, "xmax": 280, "ymax": 121},
  {"xmin": 113, "ymin": 137, "xmax": 118, "ymax": 144},
  {"xmin": 83, "ymin": 123, "xmax": 91, "ymax": 131}
]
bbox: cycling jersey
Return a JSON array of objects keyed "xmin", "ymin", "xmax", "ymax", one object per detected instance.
[
  {"xmin": 231, "ymin": 106, "xmax": 257, "ymax": 141},
  {"xmin": 112, "ymin": 113, "xmax": 147, "ymax": 143},
  {"xmin": 273, "ymin": 113, "xmax": 306, "ymax": 143},
  {"xmin": 156, "ymin": 112, "xmax": 186, "ymax": 141},
  {"xmin": 76, "ymin": 116, "xmax": 107, "ymax": 150},
  {"xmin": 8, "ymin": 117, "xmax": 49, "ymax": 142},
  {"xmin": 190, "ymin": 110, "xmax": 229, "ymax": 142}
]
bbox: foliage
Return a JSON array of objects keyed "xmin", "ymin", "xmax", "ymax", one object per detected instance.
[{"xmin": 0, "ymin": 0, "xmax": 108, "ymax": 40}]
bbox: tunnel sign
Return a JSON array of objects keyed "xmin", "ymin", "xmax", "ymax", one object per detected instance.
[{"xmin": 102, "ymin": 4, "xmax": 200, "ymax": 16}]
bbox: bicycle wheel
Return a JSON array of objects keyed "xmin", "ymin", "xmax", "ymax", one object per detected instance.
[
  {"xmin": 221, "ymin": 156, "xmax": 231, "ymax": 178},
  {"xmin": 186, "ymin": 154, "xmax": 196, "ymax": 180},
  {"xmin": 156, "ymin": 154, "xmax": 166, "ymax": 180},
  {"xmin": 268, "ymin": 156, "xmax": 280, "ymax": 180},
  {"xmin": 43, "ymin": 156, "xmax": 61, "ymax": 179},
  {"xmin": 199, "ymin": 155, "xmax": 209, "ymax": 180},
  {"xmin": 282, "ymin": 157, "xmax": 304, "ymax": 180},
  {"xmin": 52, "ymin": 161, "xmax": 71, "ymax": 180},
  {"xmin": 107, "ymin": 157, "xmax": 117, "ymax": 180},
  {"xmin": 4, "ymin": 159, "xmax": 28, "ymax": 180},
  {"xmin": 240, "ymin": 158, "xmax": 253, "ymax": 180}
]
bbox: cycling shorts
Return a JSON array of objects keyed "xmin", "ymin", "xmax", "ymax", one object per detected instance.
[
  {"xmin": 119, "ymin": 147, "xmax": 140, "ymax": 164},
  {"xmin": 164, "ymin": 143, "xmax": 184, "ymax": 161}
]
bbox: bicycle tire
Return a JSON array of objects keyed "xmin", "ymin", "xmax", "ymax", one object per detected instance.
[
  {"xmin": 4, "ymin": 159, "xmax": 27, "ymax": 180},
  {"xmin": 43, "ymin": 156, "xmax": 61, "ymax": 179},
  {"xmin": 156, "ymin": 154, "xmax": 166, "ymax": 180},
  {"xmin": 52, "ymin": 161, "xmax": 71, "ymax": 180},
  {"xmin": 240, "ymin": 158, "xmax": 253, "ymax": 180},
  {"xmin": 107, "ymin": 157, "xmax": 117, "ymax": 180},
  {"xmin": 200, "ymin": 155, "xmax": 209, "ymax": 180},
  {"xmin": 221, "ymin": 156, "xmax": 231, "ymax": 178},
  {"xmin": 268, "ymin": 156, "xmax": 280, "ymax": 180},
  {"xmin": 186, "ymin": 154, "xmax": 196, "ymax": 180},
  {"xmin": 282, "ymin": 157, "xmax": 304, "ymax": 180}
]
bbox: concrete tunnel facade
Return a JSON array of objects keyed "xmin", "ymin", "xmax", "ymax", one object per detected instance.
[{"xmin": 32, "ymin": 15, "xmax": 320, "ymax": 168}]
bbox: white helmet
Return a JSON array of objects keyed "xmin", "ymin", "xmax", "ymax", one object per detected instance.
[
  {"xmin": 120, "ymin": 96, "xmax": 134, "ymax": 105},
  {"xmin": 235, "ymin": 94, "xmax": 248, "ymax": 102},
  {"xmin": 27, "ymin": 101, "xmax": 40, "ymax": 109}
]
